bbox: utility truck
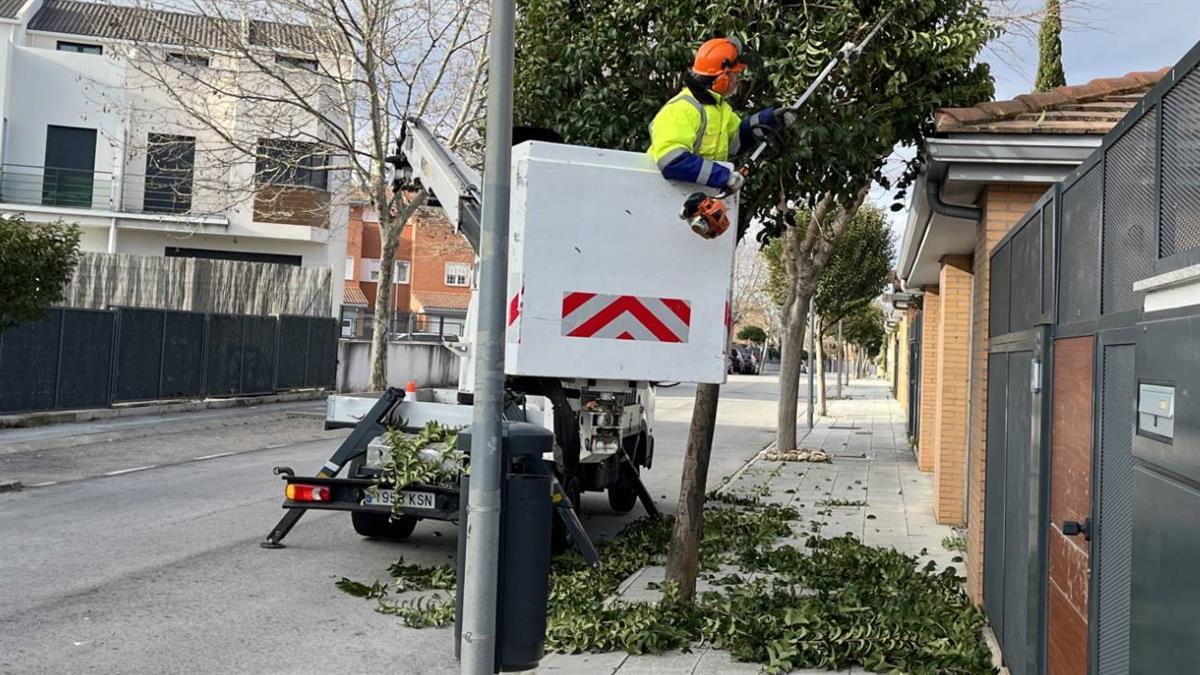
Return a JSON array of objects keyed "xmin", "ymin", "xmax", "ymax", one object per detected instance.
[{"xmin": 261, "ymin": 121, "xmax": 737, "ymax": 556}]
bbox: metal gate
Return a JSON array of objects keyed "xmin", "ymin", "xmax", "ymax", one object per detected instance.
[
  {"xmin": 983, "ymin": 193, "xmax": 1056, "ymax": 675},
  {"xmin": 907, "ymin": 311, "xmax": 922, "ymax": 439}
]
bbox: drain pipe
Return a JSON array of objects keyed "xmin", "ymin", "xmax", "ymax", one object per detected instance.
[{"xmin": 926, "ymin": 177, "xmax": 981, "ymax": 221}]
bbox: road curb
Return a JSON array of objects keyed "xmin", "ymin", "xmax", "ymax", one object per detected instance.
[{"xmin": 0, "ymin": 390, "xmax": 329, "ymax": 430}]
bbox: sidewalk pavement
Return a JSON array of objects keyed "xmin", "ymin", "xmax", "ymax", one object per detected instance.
[{"xmin": 531, "ymin": 378, "xmax": 964, "ymax": 675}]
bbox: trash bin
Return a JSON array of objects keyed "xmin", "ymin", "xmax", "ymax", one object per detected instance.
[{"xmin": 455, "ymin": 422, "xmax": 555, "ymax": 672}]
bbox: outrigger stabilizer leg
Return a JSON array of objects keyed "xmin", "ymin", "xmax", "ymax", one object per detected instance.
[{"xmin": 260, "ymin": 388, "xmax": 407, "ymax": 548}]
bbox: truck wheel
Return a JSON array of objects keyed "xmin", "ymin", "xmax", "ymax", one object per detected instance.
[
  {"xmin": 607, "ymin": 486, "xmax": 638, "ymax": 513},
  {"xmin": 351, "ymin": 511, "xmax": 419, "ymax": 540}
]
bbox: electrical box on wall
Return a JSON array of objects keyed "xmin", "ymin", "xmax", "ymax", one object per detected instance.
[{"xmin": 1138, "ymin": 383, "xmax": 1175, "ymax": 441}]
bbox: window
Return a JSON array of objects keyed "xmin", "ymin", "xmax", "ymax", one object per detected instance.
[
  {"xmin": 57, "ymin": 41, "xmax": 101, "ymax": 55},
  {"xmin": 143, "ymin": 133, "xmax": 196, "ymax": 214},
  {"xmin": 445, "ymin": 262, "xmax": 471, "ymax": 287},
  {"xmin": 256, "ymin": 138, "xmax": 328, "ymax": 190},
  {"xmin": 275, "ymin": 55, "xmax": 319, "ymax": 72},
  {"xmin": 164, "ymin": 247, "xmax": 301, "ymax": 266},
  {"xmin": 166, "ymin": 52, "xmax": 209, "ymax": 68},
  {"xmin": 362, "ymin": 259, "xmax": 381, "ymax": 282},
  {"xmin": 394, "ymin": 261, "xmax": 411, "ymax": 284},
  {"xmin": 43, "ymin": 125, "xmax": 97, "ymax": 208},
  {"xmin": 344, "ymin": 256, "xmax": 355, "ymax": 281}
]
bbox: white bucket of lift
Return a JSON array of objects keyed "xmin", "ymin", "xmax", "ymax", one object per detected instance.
[{"xmin": 503, "ymin": 141, "xmax": 737, "ymax": 384}]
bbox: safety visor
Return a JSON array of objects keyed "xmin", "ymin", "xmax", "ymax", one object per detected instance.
[{"xmin": 725, "ymin": 36, "xmax": 760, "ymax": 72}]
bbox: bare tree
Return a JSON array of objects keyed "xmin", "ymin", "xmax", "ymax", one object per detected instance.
[
  {"xmin": 985, "ymin": 0, "xmax": 1101, "ymax": 77},
  {"xmin": 97, "ymin": 0, "xmax": 488, "ymax": 389}
]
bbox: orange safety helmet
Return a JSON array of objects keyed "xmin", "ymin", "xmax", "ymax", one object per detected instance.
[{"xmin": 691, "ymin": 36, "xmax": 748, "ymax": 94}]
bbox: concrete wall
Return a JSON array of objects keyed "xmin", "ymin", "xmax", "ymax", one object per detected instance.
[{"xmin": 336, "ymin": 340, "xmax": 459, "ymax": 393}]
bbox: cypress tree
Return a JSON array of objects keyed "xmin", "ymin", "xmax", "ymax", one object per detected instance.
[{"xmin": 1035, "ymin": 0, "xmax": 1067, "ymax": 92}]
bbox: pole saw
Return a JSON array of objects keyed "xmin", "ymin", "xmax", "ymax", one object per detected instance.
[{"xmin": 681, "ymin": 6, "xmax": 898, "ymax": 239}]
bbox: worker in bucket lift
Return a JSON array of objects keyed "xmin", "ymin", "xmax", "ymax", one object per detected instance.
[{"xmin": 647, "ymin": 36, "xmax": 796, "ymax": 194}]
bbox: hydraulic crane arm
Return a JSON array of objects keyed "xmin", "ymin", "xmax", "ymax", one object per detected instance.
[{"xmin": 390, "ymin": 118, "xmax": 483, "ymax": 254}]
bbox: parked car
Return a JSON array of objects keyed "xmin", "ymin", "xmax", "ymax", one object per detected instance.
[{"xmin": 728, "ymin": 349, "xmax": 743, "ymax": 374}]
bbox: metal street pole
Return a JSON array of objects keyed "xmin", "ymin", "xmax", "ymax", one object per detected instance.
[
  {"xmin": 460, "ymin": 0, "xmax": 515, "ymax": 670},
  {"xmin": 807, "ymin": 297, "xmax": 815, "ymax": 429},
  {"xmin": 836, "ymin": 319, "xmax": 843, "ymax": 399}
]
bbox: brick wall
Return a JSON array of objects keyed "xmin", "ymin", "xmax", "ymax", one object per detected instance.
[
  {"xmin": 965, "ymin": 183, "xmax": 1050, "ymax": 604},
  {"xmin": 408, "ymin": 211, "xmax": 474, "ymax": 311},
  {"xmin": 917, "ymin": 286, "xmax": 941, "ymax": 472},
  {"xmin": 346, "ymin": 205, "xmax": 414, "ymax": 310},
  {"xmin": 933, "ymin": 256, "xmax": 972, "ymax": 525}
]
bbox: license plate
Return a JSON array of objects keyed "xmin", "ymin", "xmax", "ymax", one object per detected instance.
[{"xmin": 364, "ymin": 489, "xmax": 436, "ymax": 510}]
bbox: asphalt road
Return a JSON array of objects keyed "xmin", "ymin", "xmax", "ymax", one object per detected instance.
[{"xmin": 0, "ymin": 375, "xmax": 780, "ymax": 674}]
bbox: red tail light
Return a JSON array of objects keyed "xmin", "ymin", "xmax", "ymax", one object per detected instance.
[{"xmin": 286, "ymin": 483, "xmax": 331, "ymax": 502}]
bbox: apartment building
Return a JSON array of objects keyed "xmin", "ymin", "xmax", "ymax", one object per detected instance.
[
  {"xmin": 0, "ymin": 0, "xmax": 348, "ymax": 315},
  {"xmin": 341, "ymin": 203, "xmax": 474, "ymax": 339}
]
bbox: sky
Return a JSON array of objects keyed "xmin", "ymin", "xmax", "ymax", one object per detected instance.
[{"xmin": 875, "ymin": 0, "xmax": 1200, "ymax": 242}]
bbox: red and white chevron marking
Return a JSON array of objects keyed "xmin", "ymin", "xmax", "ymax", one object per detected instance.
[{"xmin": 560, "ymin": 292, "xmax": 691, "ymax": 342}]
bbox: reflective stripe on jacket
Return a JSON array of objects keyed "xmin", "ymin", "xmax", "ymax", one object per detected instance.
[{"xmin": 647, "ymin": 88, "xmax": 779, "ymax": 188}]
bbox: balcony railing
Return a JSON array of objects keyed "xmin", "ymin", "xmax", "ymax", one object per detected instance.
[
  {"xmin": 0, "ymin": 164, "xmax": 113, "ymax": 210},
  {"xmin": 0, "ymin": 164, "xmax": 273, "ymax": 220}
]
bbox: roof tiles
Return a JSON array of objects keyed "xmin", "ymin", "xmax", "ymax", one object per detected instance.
[
  {"xmin": 935, "ymin": 68, "xmax": 1169, "ymax": 135},
  {"xmin": 28, "ymin": 0, "xmax": 321, "ymax": 52}
]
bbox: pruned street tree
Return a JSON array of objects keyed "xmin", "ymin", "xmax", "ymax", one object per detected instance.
[
  {"xmin": 516, "ymin": 0, "xmax": 995, "ymax": 599},
  {"xmin": 1035, "ymin": 0, "xmax": 1067, "ymax": 92},
  {"xmin": 809, "ymin": 205, "xmax": 893, "ymax": 414},
  {"xmin": 100, "ymin": 0, "xmax": 488, "ymax": 390},
  {"xmin": 0, "ymin": 215, "xmax": 81, "ymax": 332}
]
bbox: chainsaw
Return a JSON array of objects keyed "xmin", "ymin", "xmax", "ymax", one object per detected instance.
[{"xmin": 680, "ymin": 6, "xmax": 897, "ymax": 239}]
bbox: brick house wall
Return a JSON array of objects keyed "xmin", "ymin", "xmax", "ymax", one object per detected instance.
[
  {"xmin": 408, "ymin": 210, "xmax": 475, "ymax": 312},
  {"xmin": 345, "ymin": 205, "xmax": 414, "ymax": 311},
  {"xmin": 918, "ymin": 286, "xmax": 941, "ymax": 472},
  {"xmin": 932, "ymin": 255, "xmax": 972, "ymax": 525},
  {"xmin": 964, "ymin": 183, "xmax": 1050, "ymax": 603}
]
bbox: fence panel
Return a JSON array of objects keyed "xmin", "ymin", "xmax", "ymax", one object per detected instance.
[
  {"xmin": 1011, "ymin": 215, "xmax": 1042, "ymax": 333},
  {"xmin": 1058, "ymin": 164, "xmax": 1102, "ymax": 325},
  {"xmin": 114, "ymin": 308, "xmax": 165, "ymax": 402},
  {"xmin": 1101, "ymin": 110, "xmax": 1157, "ymax": 316},
  {"xmin": 990, "ymin": 243, "xmax": 1011, "ymax": 337},
  {"xmin": 275, "ymin": 315, "xmax": 311, "ymax": 390},
  {"xmin": 1159, "ymin": 63, "xmax": 1200, "ymax": 258},
  {"xmin": 57, "ymin": 309, "xmax": 115, "ymax": 409},
  {"xmin": 242, "ymin": 315, "xmax": 278, "ymax": 395},
  {"xmin": 160, "ymin": 311, "xmax": 206, "ymax": 398},
  {"xmin": 305, "ymin": 317, "xmax": 338, "ymax": 388},
  {"xmin": 0, "ymin": 310, "xmax": 63, "ymax": 413},
  {"xmin": 205, "ymin": 314, "xmax": 243, "ymax": 397}
]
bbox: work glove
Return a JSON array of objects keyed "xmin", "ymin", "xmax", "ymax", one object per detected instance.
[
  {"xmin": 725, "ymin": 171, "xmax": 746, "ymax": 193},
  {"xmin": 779, "ymin": 107, "xmax": 800, "ymax": 127}
]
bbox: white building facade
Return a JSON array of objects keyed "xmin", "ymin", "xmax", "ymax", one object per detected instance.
[{"xmin": 0, "ymin": 0, "xmax": 348, "ymax": 316}]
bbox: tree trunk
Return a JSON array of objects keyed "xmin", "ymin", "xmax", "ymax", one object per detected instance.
[
  {"xmin": 368, "ymin": 190, "xmax": 428, "ymax": 392},
  {"xmin": 817, "ymin": 328, "xmax": 827, "ymax": 417},
  {"xmin": 665, "ymin": 381, "xmax": 721, "ymax": 599},
  {"xmin": 775, "ymin": 289, "xmax": 811, "ymax": 452}
]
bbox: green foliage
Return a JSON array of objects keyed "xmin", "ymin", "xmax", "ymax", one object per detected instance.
[
  {"xmin": 736, "ymin": 325, "xmax": 767, "ymax": 344},
  {"xmin": 844, "ymin": 304, "xmax": 887, "ymax": 357},
  {"xmin": 942, "ymin": 535, "xmax": 968, "ymax": 554},
  {"xmin": 514, "ymin": 0, "xmax": 997, "ymax": 241},
  {"xmin": 814, "ymin": 205, "xmax": 894, "ymax": 330},
  {"xmin": 368, "ymin": 422, "xmax": 465, "ymax": 519},
  {"xmin": 818, "ymin": 498, "xmax": 868, "ymax": 507},
  {"xmin": 339, "ymin": 496, "xmax": 994, "ymax": 673},
  {"xmin": 0, "ymin": 215, "xmax": 81, "ymax": 331},
  {"xmin": 1035, "ymin": 0, "xmax": 1066, "ymax": 92}
]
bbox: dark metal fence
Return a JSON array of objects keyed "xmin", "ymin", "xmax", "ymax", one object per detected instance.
[
  {"xmin": 339, "ymin": 307, "xmax": 465, "ymax": 342},
  {"xmin": 984, "ymin": 41, "xmax": 1200, "ymax": 675},
  {"xmin": 0, "ymin": 307, "xmax": 337, "ymax": 414}
]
